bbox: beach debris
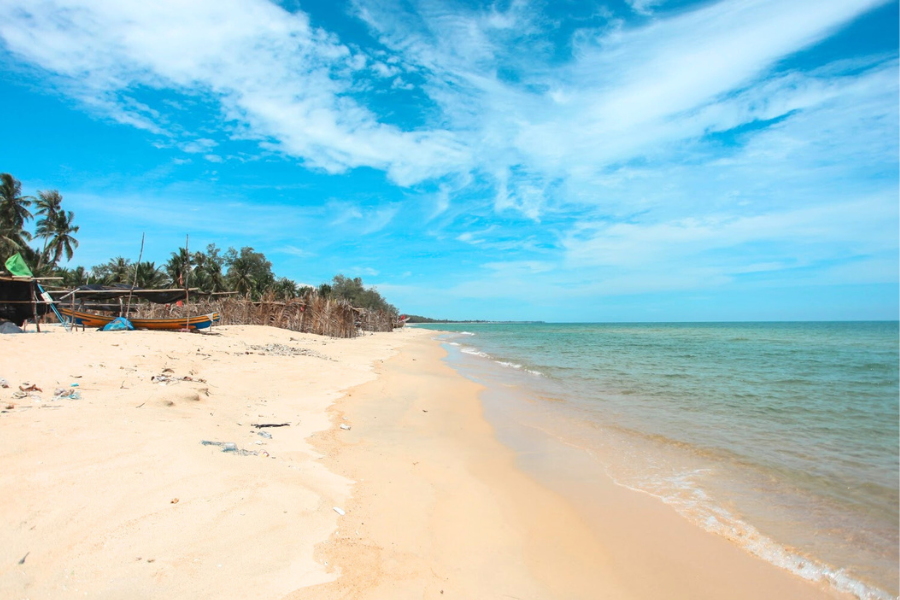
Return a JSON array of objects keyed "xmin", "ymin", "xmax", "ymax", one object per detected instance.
[
  {"xmin": 200, "ymin": 440, "xmax": 258, "ymax": 456},
  {"xmin": 257, "ymin": 431, "xmax": 272, "ymax": 439},
  {"xmin": 18, "ymin": 552, "xmax": 28, "ymax": 565},
  {"xmin": 251, "ymin": 422, "xmax": 290, "ymax": 428},
  {"xmin": 4, "ymin": 403, "xmax": 14, "ymax": 410},
  {"xmin": 11, "ymin": 391, "xmax": 27, "ymax": 400},
  {"xmin": 70, "ymin": 383, "xmax": 79, "ymax": 387},
  {"xmin": 333, "ymin": 507, "xmax": 345, "ymax": 516},
  {"xmin": 340, "ymin": 424, "xmax": 351, "ymax": 430},
  {"xmin": 151, "ymin": 373, "xmax": 206, "ymax": 384},
  {"xmin": 170, "ymin": 498, "xmax": 179, "ymax": 504},
  {"xmin": 0, "ymin": 378, "xmax": 8, "ymax": 388},
  {"xmin": 246, "ymin": 343, "xmax": 333, "ymax": 361},
  {"xmin": 19, "ymin": 383, "xmax": 41, "ymax": 392},
  {"xmin": 51, "ymin": 388, "xmax": 80, "ymax": 400}
]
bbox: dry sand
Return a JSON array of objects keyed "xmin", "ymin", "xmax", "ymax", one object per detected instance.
[{"xmin": 0, "ymin": 324, "xmax": 851, "ymax": 599}]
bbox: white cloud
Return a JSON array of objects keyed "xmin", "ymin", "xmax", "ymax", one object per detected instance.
[
  {"xmin": 362, "ymin": 204, "xmax": 400, "ymax": 234},
  {"xmin": 0, "ymin": 0, "xmax": 468, "ymax": 185},
  {"xmin": 561, "ymin": 193, "xmax": 899, "ymax": 287},
  {"xmin": 2, "ymin": 0, "xmax": 890, "ymax": 198},
  {"xmin": 0, "ymin": 0, "xmax": 898, "ymax": 310},
  {"xmin": 371, "ymin": 61, "xmax": 400, "ymax": 77},
  {"xmin": 625, "ymin": 0, "xmax": 665, "ymax": 15},
  {"xmin": 182, "ymin": 138, "xmax": 217, "ymax": 154},
  {"xmin": 276, "ymin": 245, "xmax": 316, "ymax": 258},
  {"xmin": 349, "ymin": 0, "xmax": 892, "ymax": 218}
]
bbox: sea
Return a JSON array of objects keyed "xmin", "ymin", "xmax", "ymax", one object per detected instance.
[{"xmin": 414, "ymin": 322, "xmax": 899, "ymax": 600}]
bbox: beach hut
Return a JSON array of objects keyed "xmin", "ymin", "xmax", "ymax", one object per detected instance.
[{"xmin": 0, "ymin": 274, "xmax": 48, "ymax": 327}]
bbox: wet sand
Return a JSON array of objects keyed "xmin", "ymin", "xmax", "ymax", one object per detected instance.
[{"xmin": 298, "ymin": 331, "xmax": 850, "ymax": 599}]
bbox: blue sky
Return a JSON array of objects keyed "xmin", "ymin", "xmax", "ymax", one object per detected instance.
[{"xmin": 0, "ymin": 0, "xmax": 897, "ymax": 321}]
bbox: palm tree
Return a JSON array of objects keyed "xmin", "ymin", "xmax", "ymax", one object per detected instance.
[
  {"xmin": 196, "ymin": 244, "xmax": 226, "ymax": 293},
  {"xmin": 34, "ymin": 190, "xmax": 62, "ymax": 221},
  {"xmin": 227, "ymin": 256, "xmax": 255, "ymax": 296},
  {"xmin": 34, "ymin": 190, "xmax": 63, "ymax": 266},
  {"xmin": 0, "ymin": 173, "xmax": 33, "ymax": 258},
  {"xmin": 60, "ymin": 266, "xmax": 90, "ymax": 287},
  {"xmin": 129, "ymin": 261, "xmax": 166, "ymax": 288},
  {"xmin": 93, "ymin": 256, "xmax": 132, "ymax": 284},
  {"xmin": 165, "ymin": 247, "xmax": 191, "ymax": 287},
  {"xmin": 272, "ymin": 277, "xmax": 299, "ymax": 300},
  {"xmin": 0, "ymin": 227, "xmax": 21, "ymax": 259},
  {"xmin": 45, "ymin": 210, "xmax": 79, "ymax": 265}
]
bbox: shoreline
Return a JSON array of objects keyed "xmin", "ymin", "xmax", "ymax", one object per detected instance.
[
  {"xmin": 301, "ymin": 327, "xmax": 628, "ymax": 599},
  {"xmin": 0, "ymin": 324, "xmax": 863, "ymax": 598},
  {"xmin": 421, "ymin": 323, "xmax": 898, "ymax": 600},
  {"xmin": 305, "ymin": 329, "xmax": 851, "ymax": 599}
]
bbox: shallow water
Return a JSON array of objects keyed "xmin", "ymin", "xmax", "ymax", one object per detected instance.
[{"xmin": 417, "ymin": 322, "xmax": 899, "ymax": 599}]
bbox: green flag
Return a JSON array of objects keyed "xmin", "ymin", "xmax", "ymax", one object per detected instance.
[{"xmin": 4, "ymin": 253, "xmax": 33, "ymax": 277}]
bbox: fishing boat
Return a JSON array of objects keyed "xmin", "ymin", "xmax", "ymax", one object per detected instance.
[{"xmin": 59, "ymin": 307, "xmax": 219, "ymax": 331}]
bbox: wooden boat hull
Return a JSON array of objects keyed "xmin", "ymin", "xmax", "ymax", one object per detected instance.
[{"xmin": 59, "ymin": 308, "xmax": 219, "ymax": 330}]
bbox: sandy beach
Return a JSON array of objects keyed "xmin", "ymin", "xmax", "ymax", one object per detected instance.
[{"xmin": 1, "ymin": 324, "xmax": 853, "ymax": 599}]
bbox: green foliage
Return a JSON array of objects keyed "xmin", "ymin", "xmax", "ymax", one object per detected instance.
[
  {"xmin": 403, "ymin": 315, "xmax": 488, "ymax": 323},
  {"xmin": 0, "ymin": 175, "xmax": 79, "ymax": 270},
  {"xmin": 165, "ymin": 247, "xmax": 191, "ymax": 287},
  {"xmin": 92, "ymin": 257, "xmax": 132, "ymax": 284},
  {"xmin": 225, "ymin": 246, "xmax": 275, "ymax": 300},
  {"xmin": 130, "ymin": 261, "xmax": 166, "ymax": 288},
  {"xmin": 0, "ymin": 174, "xmax": 402, "ymax": 320},
  {"xmin": 0, "ymin": 173, "xmax": 34, "ymax": 260},
  {"xmin": 272, "ymin": 277, "xmax": 299, "ymax": 300},
  {"xmin": 58, "ymin": 265, "xmax": 91, "ymax": 287},
  {"xmin": 330, "ymin": 274, "xmax": 397, "ymax": 316},
  {"xmin": 192, "ymin": 244, "xmax": 226, "ymax": 293},
  {"xmin": 44, "ymin": 209, "xmax": 79, "ymax": 265}
]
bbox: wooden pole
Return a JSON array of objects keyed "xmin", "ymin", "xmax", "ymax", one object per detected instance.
[
  {"xmin": 31, "ymin": 281, "xmax": 40, "ymax": 333},
  {"xmin": 124, "ymin": 232, "xmax": 145, "ymax": 318},
  {"xmin": 184, "ymin": 234, "xmax": 190, "ymax": 332}
]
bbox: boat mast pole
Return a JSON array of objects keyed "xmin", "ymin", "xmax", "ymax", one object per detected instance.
[
  {"xmin": 184, "ymin": 234, "xmax": 190, "ymax": 331},
  {"xmin": 124, "ymin": 232, "xmax": 145, "ymax": 318}
]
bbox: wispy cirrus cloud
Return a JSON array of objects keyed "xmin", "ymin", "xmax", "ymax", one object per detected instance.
[
  {"xmin": 0, "ymin": 0, "xmax": 891, "ymax": 213},
  {"xmin": 0, "ymin": 0, "xmax": 469, "ymax": 184},
  {"xmin": 563, "ymin": 194, "xmax": 898, "ymax": 270},
  {"xmin": 349, "ymin": 0, "xmax": 894, "ymax": 219}
]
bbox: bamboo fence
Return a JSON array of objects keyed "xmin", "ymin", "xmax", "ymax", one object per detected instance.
[{"xmin": 128, "ymin": 294, "xmax": 397, "ymax": 337}]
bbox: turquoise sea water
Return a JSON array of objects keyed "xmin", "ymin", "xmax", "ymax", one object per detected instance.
[{"xmin": 415, "ymin": 322, "xmax": 899, "ymax": 599}]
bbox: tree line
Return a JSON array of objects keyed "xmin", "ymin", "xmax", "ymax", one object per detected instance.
[{"xmin": 0, "ymin": 173, "xmax": 398, "ymax": 316}]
